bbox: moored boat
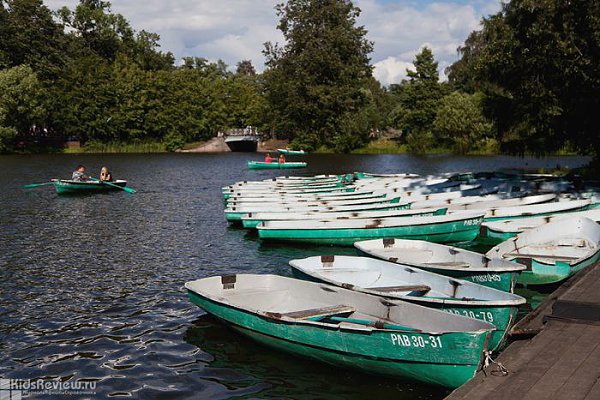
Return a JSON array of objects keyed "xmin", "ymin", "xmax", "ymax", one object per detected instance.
[
  {"xmin": 289, "ymin": 255, "xmax": 525, "ymax": 351},
  {"xmin": 277, "ymin": 148, "xmax": 307, "ymax": 155},
  {"xmin": 241, "ymin": 207, "xmax": 447, "ymax": 229},
  {"xmin": 248, "ymin": 161, "xmax": 307, "ymax": 170},
  {"xmin": 225, "ymin": 201, "xmax": 411, "ymax": 222},
  {"xmin": 486, "ymin": 217, "xmax": 600, "ymax": 285},
  {"xmin": 479, "ymin": 207, "xmax": 600, "ymax": 245},
  {"xmin": 256, "ymin": 212, "xmax": 485, "ymax": 245},
  {"xmin": 185, "ymin": 274, "xmax": 495, "ymax": 388},
  {"xmin": 354, "ymin": 239, "xmax": 525, "ymax": 292},
  {"xmin": 53, "ymin": 179, "xmax": 128, "ymax": 195}
]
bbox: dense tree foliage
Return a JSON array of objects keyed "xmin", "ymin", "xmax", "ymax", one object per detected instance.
[
  {"xmin": 0, "ymin": 0, "xmax": 266, "ymax": 152},
  {"xmin": 0, "ymin": 0, "xmax": 595, "ymax": 157},
  {"xmin": 263, "ymin": 0, "xmax": 374, "ymax": 151},
  {"xmin": 448, "ymin": 0, "xmax": 600, "ymax": 159}
]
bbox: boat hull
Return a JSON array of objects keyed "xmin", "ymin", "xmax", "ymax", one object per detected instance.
[
  {"xmin": 248, "ymin": 161, "xmax": 307, "ymax": 170},
  {"xmin": 257, "ymin": 216, "xmax": 483, "ymax": 246},
  {"xmin": 516, "ymin": 252, "xmax": 600, "ymax": 285},
  {"xmin": 188, "ymin": 290, "xmax": 489, "ymax": 388},
  {"xmin": 53, "ymin": 180, "xmax": 127, "ymax": 195}
]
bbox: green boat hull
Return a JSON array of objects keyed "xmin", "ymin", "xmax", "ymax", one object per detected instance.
[
  {"xmin": 188, "ymin": 290, "xmax": 489, "ymax": 388},
  {"xmin": 258, "ymin": 217, "xmax": 483, "ymax": 246},
  {"xmin": 54, "ymin": 180, "xmax": 127, "ymax": 195},
  {"xmin": 277, "ymin": 149, "xmax": 307, "ymax": 155},
  {"xmin": 248, "ymin": 161, "xmax": 307, "ymax": 170},
  {"xmin": 515, "ymin": 252, "xmax": 600, "ymax": 286},
  {"xmin": 291, "ymin": 269, "xmax": 516, "ymax": 352}
]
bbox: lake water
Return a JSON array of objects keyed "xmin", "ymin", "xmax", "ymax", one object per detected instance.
[{"xmin": 0, "ymin": 153, "xmax": 590, "ymax": 399}]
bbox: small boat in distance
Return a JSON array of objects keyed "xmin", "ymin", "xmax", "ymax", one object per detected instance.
[
  {"xmin": 277, "ymin": 148, "xmax": 307, "ymax": 155},
  {"xmin": 185, "ymin": 274, "xmax": 495, "ymax": 388},
  {"xmin": 247, "ymin": 161, "xmax": 307, "ymax": 170}
]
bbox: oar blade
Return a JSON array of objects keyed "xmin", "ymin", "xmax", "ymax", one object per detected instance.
[{"xmin": 23, "ymin": 181, "xmax": 55, "ymax": 189}]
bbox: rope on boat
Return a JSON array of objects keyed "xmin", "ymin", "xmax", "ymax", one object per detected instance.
[{"xmin": 483, "ymin": 350, "xmax": 509, "ymax": 377}]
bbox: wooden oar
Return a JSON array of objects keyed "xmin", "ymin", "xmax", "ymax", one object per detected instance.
[
  {"xmin": 90, "ymin": 177, "xmax": 136, "ymax": 194},
  {"xmin": 23, "ymin": 180, "xmax": 56, "ymax": 189}
]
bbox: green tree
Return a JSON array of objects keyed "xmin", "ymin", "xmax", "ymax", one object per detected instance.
[
  {"xmin": 236, "ymin": 60, "xmax": 256, "ymax": 76},
  {"xmin": 389, "ymin": 47, "xmax": 444, "ymax": 153},
  {"xmin": 0, "ymin": 65, "xmax": 45, "ymax": 151},
  {"xmin": 263, "ymin": 0, "xmax": 373, "ymax": 151},
  {"xmin": 448, "ymin": 0, "xmax": 600, "ymax": 159},
  {"xmin": 434, "ymin": 91, "xmax": 492, "ymax": 154},
  {"xmin": 0, "ymin": 0, "xmax": 66, "ymax": 78}
]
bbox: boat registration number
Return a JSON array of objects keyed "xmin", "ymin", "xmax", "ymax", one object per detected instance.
[
  {"xmin": 390, "ymin": 334, "xmax": 443, "ymax": 348},
  {"xmin": 470, "ymin": 273, "xmax": 502, "ymax": 283},
  {"xmin": 464, "ymin": 218, "xmax": 483, "ymax": 226},
  {"xmin": 445, "ymin": 309, "xmax": 495, "ymax": 323}
]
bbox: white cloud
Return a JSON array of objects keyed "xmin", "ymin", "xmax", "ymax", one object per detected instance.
[{"xmin": 43, "ymin": 1, "xmax": 501, "ymax": 83}]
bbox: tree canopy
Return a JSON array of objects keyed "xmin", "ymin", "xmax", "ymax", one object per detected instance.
[
  {"xmin": 447, "ymin": 0, "xmax": 600, "ymax": 159},
  {"xmin": 263, "ymin": 0, "xmax": 374, "ymax": 151}
]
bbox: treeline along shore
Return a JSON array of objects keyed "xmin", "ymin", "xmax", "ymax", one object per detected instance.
[{"xmin": 0, "ymin": 1, "xmax": 598, "ymax": 165}]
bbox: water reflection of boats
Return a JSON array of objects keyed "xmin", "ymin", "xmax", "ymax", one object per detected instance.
[{"xmin": 183, "ymin": 315, "xmax": 449, "ymax": 399}]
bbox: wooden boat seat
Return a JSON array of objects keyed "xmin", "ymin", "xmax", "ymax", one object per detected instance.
[
  {"xmin": 367, "ymin": 285, "xmax": 431, "ymax": 293},
  {"xmin": 423, "ymin": 261, "xmax": 470, "ymax": 269},
  {"xmin": 503, "ymin": 252, "xmax": 581, "ymax": 262},
  {"xmin": 282, "ymin": 305, "xmax": 356, "ymax": 320}
]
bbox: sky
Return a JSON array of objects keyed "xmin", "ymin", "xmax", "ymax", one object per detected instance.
[{"xmin": 44, "ymin": 0, "xmax": 502, "ymax": 85}]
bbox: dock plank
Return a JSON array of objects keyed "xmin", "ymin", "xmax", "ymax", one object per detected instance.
[
  {"xmin": 523, "ymin": 324, "xmax": 598, "ymax": 399},
  {"xmin": 553, "ymin": 330, "xmax": 600, "ymax": 400}
]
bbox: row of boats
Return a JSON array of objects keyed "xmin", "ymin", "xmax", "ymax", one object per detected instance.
[{"xmin": 185, "ymin": 171, "xmax": 600, "ymax": 388}]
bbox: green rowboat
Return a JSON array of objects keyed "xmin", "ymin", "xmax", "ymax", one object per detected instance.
[
  {"xmin": 289, "ymin": 255, "xmax": 525, "ymax": 351},
  {"xmin": 241, "ymin": 207, "xmax": 446, "ymax": 229},
  {"xmin": 354, "ymin": 239, "xmax": 525, "ymax": 292},
  {"xmin": 257, "ymin": 212, "xmax": 485, "ymax": 246},
  {"xmin": 277, "ymin": 148, "xmax": 307, "ymax": 155},
  {"xmin": 185, "ymin": 274, "xmax": 494, "ymax": 388},
  {"xmin": 478, "ymin": 207, "xmax": 600, "ymax": 245},
  {"xmin": 248, "ymin": 161, "xmax": 307, "ymax": 169},
  {"xmin": 53, "ymin": 179, "xmax": 128, "ymax": 195},
  {"xmin": 486, "ymin": 217, "xmax": 600, "ymax": 285}
]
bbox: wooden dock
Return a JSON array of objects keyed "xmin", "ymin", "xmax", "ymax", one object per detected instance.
[{"xmin": 446, "ymin": 263, "xmax": 600, "ymax": 400}]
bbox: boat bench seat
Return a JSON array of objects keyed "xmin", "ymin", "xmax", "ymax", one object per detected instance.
[
  {"xmin": 504, "ymin": 252, "xmax": 581, "ymax": 262},
  {"xmin": 423, "ymin": 261, "xmax": 470, "ymax": 268},
  {"xmin": 367, "ymin": 285, "xmax": 431, "ymax": 293},
  {"xmin": 282, "ymin": 305, "xmax": 355, "ymax": 320}
]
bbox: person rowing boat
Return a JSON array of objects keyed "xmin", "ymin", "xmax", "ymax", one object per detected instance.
[{"xmin": 71, "ymin": 165, "xmax": 90, "ymax": 182}]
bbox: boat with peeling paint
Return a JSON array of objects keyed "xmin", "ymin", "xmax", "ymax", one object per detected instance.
[
  {"xmin": 256, "ymin": 212, "xmax": 485, "ymax": 245},
  {"xmin": 478, "ymin": 207, "xmax": 600, "ymax": 245},
  {"xmin": 354, "ymin": 239, "xmax": 525, "ymax": 292},
  {"xmin": 486, "ymin": 217, "xmax": 600, "ymax": 285},
  {"xmin": 241, "ymin": 207, "xmax": 447, "ymax": 229},
  {"xmin": 289, "ymin": 255, "xmax": 525, "ymax": 351},
  {"xmin": 185, "ymin": 274, "xmax": 494, "ymax": 388}
]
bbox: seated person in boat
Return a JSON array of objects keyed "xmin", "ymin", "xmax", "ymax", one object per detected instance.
[
  {"xmin": 278, "ymin": 154, "xmax": 285, "ymax": 163},
  {"xmin": 264, "ymin": 153, "xmax": 272, "ymax": 163},
  {"xmin": 71, "ymin": 165, "xmax": 90, "ymax": 182},
  {"xmin": 99, "ymin": 166, "xmax": 113, "ymax": 182}
]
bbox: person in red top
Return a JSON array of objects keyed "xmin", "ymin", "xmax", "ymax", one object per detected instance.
[
  {"xmin": 278, "ymin": 154, "xmax": 285, "ymax": 163},
  {"xmin": 264, "ymin": 153, "xmax": 272, "ymax": 163}
]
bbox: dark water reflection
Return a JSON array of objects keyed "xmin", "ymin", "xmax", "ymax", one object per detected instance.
[{"xmin": 0, "ymin": 153, "xmax": 589, "ymax": 399}]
